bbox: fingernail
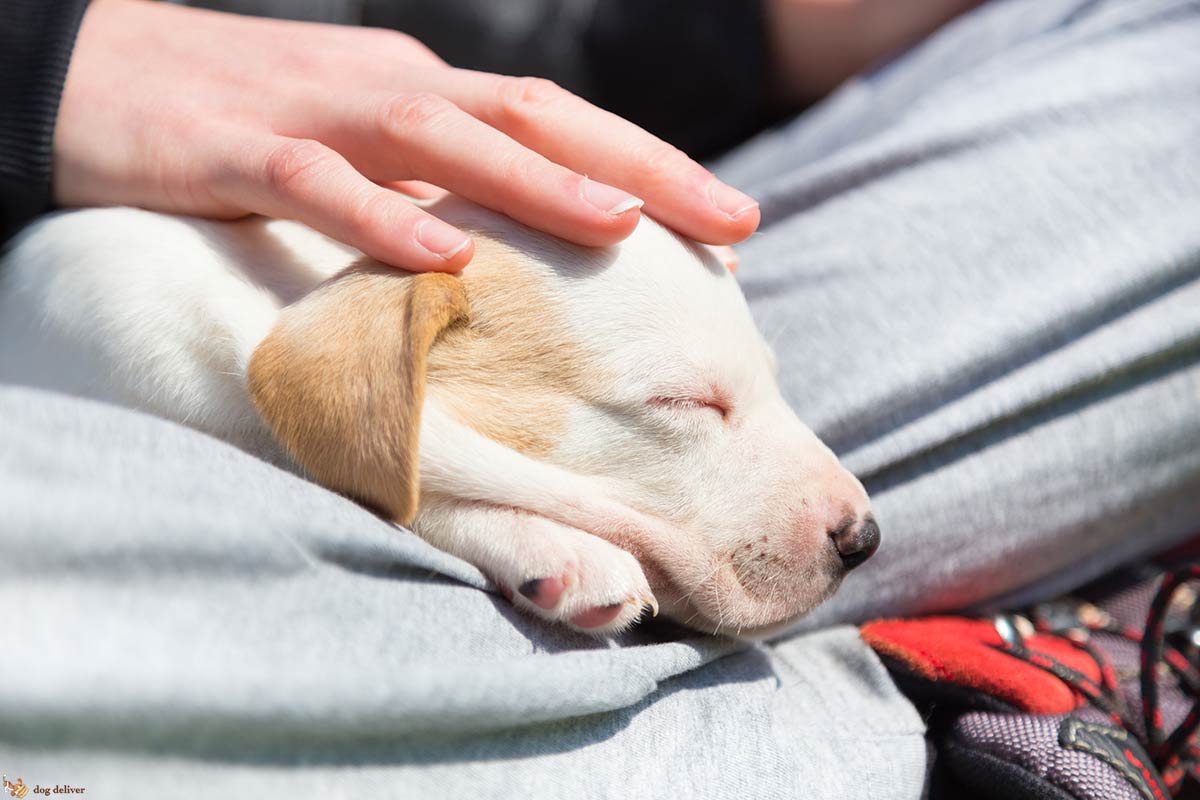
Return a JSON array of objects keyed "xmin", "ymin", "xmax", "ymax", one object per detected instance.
[
  {"xmin": 582, "ymin": 177, "xmax": 644, "ymax": 216},
  {"xmin": 416, "ymin": 219, "xmax": 471, "ymax": 260},
  {"xmin": 708, "ymin": 178, "xmax": 758, "ymax": 220},
  {"xmin": 711, "ymin": 245, "xmax": 739, "ymax": 273}
]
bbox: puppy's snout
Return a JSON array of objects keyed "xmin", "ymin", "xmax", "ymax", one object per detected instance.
[{"xmin": 829, "ymin": 516, "xmax": 880, "ymax": 570}]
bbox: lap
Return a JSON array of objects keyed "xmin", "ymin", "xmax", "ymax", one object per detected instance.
[{"xmin": 0, "ymin": 385, "xmax": 926, "ymax": 798}]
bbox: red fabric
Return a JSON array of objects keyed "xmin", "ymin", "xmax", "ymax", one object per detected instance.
[{"xmin": 861, "ymin": 617, "xmax": 1102, "ymax": 714}]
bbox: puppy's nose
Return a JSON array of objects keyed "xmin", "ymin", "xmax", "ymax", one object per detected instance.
[{"xmin": 829, "ymin": 516, "xmax": 880, "ymax": 570}]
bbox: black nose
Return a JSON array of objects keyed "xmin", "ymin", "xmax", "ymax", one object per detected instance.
[{"xmin": 829, "ymin": 516, "xmax": 880, "ymax": 570}]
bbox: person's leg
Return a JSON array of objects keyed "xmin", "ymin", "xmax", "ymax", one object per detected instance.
[{"xmin": 714, "ymin": 0, "xmax": 1200, "ymax": 628}]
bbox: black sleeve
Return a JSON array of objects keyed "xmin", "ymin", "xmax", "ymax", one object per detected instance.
[{"xmin": 0, "ymin": 0, "xmax": 91, "ymax": 245}]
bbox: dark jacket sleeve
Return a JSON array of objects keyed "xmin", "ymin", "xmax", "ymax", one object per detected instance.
[{"xmin": 0, "ymin": 0, "xmax": 91, "ymax": 245}]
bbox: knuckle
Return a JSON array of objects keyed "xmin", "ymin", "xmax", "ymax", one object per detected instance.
[
  {"xmin": 393, "ymin": 31, "xmax": 442, "ymax": 62},
  {"xmin": 492, "ymin": 149, "xmax": 545, "ymax": 186},
  {"xmin": 363, "ymin": 28, "xmax": 438, "ymax": 59},
  {"xmin": 263, "ymin": 139, "xmax": 333, "ymax": 193},
  {"xmin": 635, "ymin": 142, "xmax": 690, "ymax": 184},
  {"xmin": 346, "ymin": 190, "xmax": 396, "ymax": 239},
  {"xmin": 382, "ymin": 92, "xmax": 455, "ymax": 134},
  {"xmin": 495, "ymin": 76, "xmax": 568, "ymax": 125},
  {"xmin": 365, "ymin": 27, "xmax": 410, "ymax": 48}
]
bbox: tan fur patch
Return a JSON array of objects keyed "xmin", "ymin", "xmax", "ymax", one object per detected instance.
[
  {"xmin": 247, "ymin": 233, "xmax": 603, "ymax": 525},
  {"xmin": 248, "ymin": 265, "xmax": 468, "ymax": 524},
  {"xmin": 425, "ymin": 235, "xmax": 599, "ymax": 459}
]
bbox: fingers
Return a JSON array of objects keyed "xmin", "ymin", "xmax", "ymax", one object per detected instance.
[
  {"xmin": 410, "ymin": 71, "xmax": 760, "ymax": 246},
  {"xmin": 227, "ymin": 136, "xmax": 474, "ymax": 272},
  {"xmin": 386, "ymin": 179, "xmax": 448, "ymax": 200},
  {"xmin": 285, "ymin": 91, "xmax": 645, "ymax": 248}
]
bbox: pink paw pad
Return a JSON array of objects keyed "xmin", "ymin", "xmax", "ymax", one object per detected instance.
[
  {"xmin": 569, "ymin": 603, "xmax": 625, "ymax": 629},
  {"xmin": 518, "ymin": 576, "xmax": 567, "ymax": 610}
]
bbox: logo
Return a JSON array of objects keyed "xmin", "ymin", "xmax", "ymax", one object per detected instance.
[
  {"xmin": 2, "ymin": 776, "xmax": 86, "ymax": 797},
  {"xmin": 2, "ymin": 776, "xmax": 28, "ymax": 799}
]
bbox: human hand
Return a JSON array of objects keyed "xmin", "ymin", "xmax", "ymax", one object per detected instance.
[{"xmin": 55, "ymin": 0, "xmax": 760, "ymax": 272}]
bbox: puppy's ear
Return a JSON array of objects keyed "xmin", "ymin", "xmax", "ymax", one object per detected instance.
[{"xmin": 248, "ymin": 263, "xmax": 468, "ymax": 524}]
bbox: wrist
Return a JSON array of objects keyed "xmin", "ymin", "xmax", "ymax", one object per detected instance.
[{"xmin": 0, "ymin": 0, "xmax": 92, "ymax": 240}]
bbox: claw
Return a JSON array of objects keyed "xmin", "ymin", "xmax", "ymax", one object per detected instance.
[{"xmin": 626, "ymin": 594, "xmax": 659, "ymax": 620}]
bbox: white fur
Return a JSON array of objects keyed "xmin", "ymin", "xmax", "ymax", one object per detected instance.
[{"xmin": 0, "ymin": 203, "xmax": 873, "ymax": 637}]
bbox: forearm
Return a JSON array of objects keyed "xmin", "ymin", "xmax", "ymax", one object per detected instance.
[{"xmin": 0, "ymin": 0, "xmax": 91, "ymax": 244}]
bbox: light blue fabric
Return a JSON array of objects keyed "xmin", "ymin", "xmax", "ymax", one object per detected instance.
[
  {"xmin": 0, "ymin": 387, "xmax": 924, "ymax": 798},
  {"xmin": 3, "ymin": 0, "xmax": 1199, "ymax": 796}
]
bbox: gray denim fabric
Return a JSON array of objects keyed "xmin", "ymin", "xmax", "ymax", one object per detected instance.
[
  {"xmin": 3, "ymin": 0, "xmax": 1200, "ymax": 797},
  {"xmin": 0, "ymin": 386, "xmax": 925, "ymax": 799}
]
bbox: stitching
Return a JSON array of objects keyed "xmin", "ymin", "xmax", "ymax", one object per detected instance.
[{"xmin": 1061, "ymin": 719, "xmax": 1157, "ymax": 800}]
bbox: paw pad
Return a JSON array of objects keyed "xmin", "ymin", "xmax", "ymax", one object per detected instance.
[
  {"xmin": 569, "ymin": 603, "xmax": 626, "ymax": 629},
  {"xmin": 518, "ymin": 576, "xmax": 567, "ymax": 610}
]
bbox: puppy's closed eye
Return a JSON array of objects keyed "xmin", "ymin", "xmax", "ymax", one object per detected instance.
[{"xmin": 648, "ymin": 395, "xmax": 730, "ymax": 421}]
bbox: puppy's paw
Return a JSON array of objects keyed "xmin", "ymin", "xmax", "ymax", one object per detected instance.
[
  {"xmin": 414, "ymin": 503, "xmax": 656, "ymax": 635},
  {"xmin": 496, "ymin": 516, "xmax": 656, "ymax": 634}
]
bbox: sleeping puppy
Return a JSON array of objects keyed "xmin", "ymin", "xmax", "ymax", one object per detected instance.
[{"xmin": 0, "ymin": 198, "xmax": 879, "ymax": 637}]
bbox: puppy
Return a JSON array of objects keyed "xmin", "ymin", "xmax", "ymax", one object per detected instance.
[{"xmin": 0, "ymin": 198, "xmax": 878, "ymax": 637}]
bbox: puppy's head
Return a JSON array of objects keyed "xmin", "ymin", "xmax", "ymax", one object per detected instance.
[{"xmin": 250, "ymin": 198, "xmax": 876, "ymax": 637}]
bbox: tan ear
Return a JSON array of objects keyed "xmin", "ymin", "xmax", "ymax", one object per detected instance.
[{"xmin": 247, "ymin": 264, "xmax": 469, "ymax": 524}]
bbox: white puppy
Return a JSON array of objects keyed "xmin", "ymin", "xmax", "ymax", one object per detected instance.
[{"xmin": 0, "ymin": 199, "xmax": 878, "ymax": 637}]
